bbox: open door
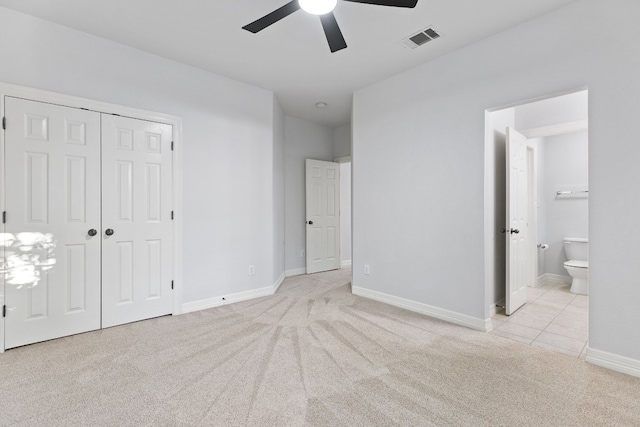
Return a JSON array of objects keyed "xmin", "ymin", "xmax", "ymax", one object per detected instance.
[
  {"xmin": 305, "ymin": 159, "xmax": 340, "ymax": 274},
  {"xmin": 504, "ymin": 127, "xmax": 528, "ymax": 315}
]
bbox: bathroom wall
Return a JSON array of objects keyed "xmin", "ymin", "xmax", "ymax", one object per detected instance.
[
  {"xmin": 537, "ymin": 131, "xmax": 589, "ymax": 276},
  {"xmin": 535, "ymin": 138, "xmax": 547, "ymax": 276}
]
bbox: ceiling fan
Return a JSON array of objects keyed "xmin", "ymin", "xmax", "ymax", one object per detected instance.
[{"xmin": 242, "ymin": 0, "xmax": 419, "ymax": 53}]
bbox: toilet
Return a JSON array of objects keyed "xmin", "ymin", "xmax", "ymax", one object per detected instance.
[{"xmin": 563, "ymin": 237, "xmax": 588, "ymax": 295}]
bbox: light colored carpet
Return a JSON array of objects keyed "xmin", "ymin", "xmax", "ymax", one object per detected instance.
[{"xmin": 1, "ymin": 268, "xmax": 639, "ymax": 426}]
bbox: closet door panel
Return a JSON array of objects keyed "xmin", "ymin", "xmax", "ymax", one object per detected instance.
[
  {"xmin": 101, "ymin": 115, "xmax": 173, "ymax": 328},
  {"xmin": 4, "ymin": 97, "xmax": 101, "ymax": 349}
]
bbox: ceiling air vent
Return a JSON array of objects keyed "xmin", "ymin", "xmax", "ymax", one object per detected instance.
[{"xmin": 400, "ymin": 26, "xmax": 442, "ymax": 50}]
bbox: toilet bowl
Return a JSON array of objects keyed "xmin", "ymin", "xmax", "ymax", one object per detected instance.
[
  {"xmin": 564, "ymin": 260, "xmax": 588, "ymax": 294},
  {"xmin": 563, "ymin": 238, "xmax": 588, "ymax": 295}
]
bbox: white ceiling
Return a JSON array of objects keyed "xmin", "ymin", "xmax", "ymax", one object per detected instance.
[{"xmin": 0, "ymin": 0, "xmax": 576, "ymax": 127}]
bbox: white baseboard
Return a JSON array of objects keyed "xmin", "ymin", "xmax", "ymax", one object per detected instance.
[
  {"xmin": 341, "ymin": 260, "xmax": 352, "ymax": 268},
  {"xmin": 285, "ymin": 268, "xmax": 306, "ymax": 277},
  {"xmin": 352, "ymin": 286, "xmax": 492, "ymax": 332},
  {"xmin": 537, "ymin": 273, "xmax": 571, "ymax": 286},
  {"xmin": 273, "ymin": 272, "xmax": 285, "ymax": 293},
  {"xmin": 182, "ymin": 273, "xmax": 285, "ymax": 314},
  {"xmin": 586, "ymin": 347, "xmax": 640, "ymax": 379}
]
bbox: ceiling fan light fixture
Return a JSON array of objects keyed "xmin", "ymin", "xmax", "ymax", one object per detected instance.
[{"xmin": 299, "ymin": 0, "xmax": 337, "ymax": 15}]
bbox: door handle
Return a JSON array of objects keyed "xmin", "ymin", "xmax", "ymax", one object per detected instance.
[
  {"xmin": 88, "ymin": 229, "xmax": 97, "ymax": 237},
  {"xmin": 500, "ymin": 228, "xmax": 520, "ymax": 234},
  {"xmin": 307, "ymin": 221, "xmax": 313, "ymax": 225},
  {"xmin": 105, "ymin": 228, "xmax": 115, "ymax": 236}
]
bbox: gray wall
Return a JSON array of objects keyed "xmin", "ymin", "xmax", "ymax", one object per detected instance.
[
  {"xmin": 538, "ymin": 131, "xmax": 589, "ymax": 276},
  {"xmin": 0, "ymin": 7, "xmax": 279, "ymax": 304},
  {"xmin": 273, "ymin": 99, "xmax": 286, "ymax": 282},
  {"xmin": 536, "ymin": 138, "xmax": 548, "ymax": 276},
  {"xmin": 333, "ymin": 124, "xmax": 352, "ymax": 159},
  {"xmin": 353, "ymin": 0, "xmax": 640, "ymax": 361},
  {"xmin": 284, "ymin": 116, "xmax": 334, "ymax": 272}
]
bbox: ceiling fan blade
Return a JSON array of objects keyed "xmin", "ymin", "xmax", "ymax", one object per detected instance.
[
  {"xmin": 343, "ymin": 0, "xmax": 418, "ymax": 7},
  {"xmin": 242, "ymin": 1, "xmax": 300, "ymax": 33},
  {"xmin": 320, "ymin": 12, "xmax": 347, "ymax": 53}
]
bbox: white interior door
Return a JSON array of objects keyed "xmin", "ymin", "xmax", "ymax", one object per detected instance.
[
  {"xmin": 505, "ymin": 127, "xmax": 529, "ymax": 315},
  {"xmin": 305, "ymin": 159, "xmax": 340, "ymax": 274},
  {"xmin": 4, "ymin": 97, "xmax": 101, "ymax": 349},
  {"xmin": 101, "ymin": 115, "xmax": 173, "ymax": 328}
]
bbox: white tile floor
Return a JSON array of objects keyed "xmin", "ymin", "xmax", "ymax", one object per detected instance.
[{"xmin": 491, "ymin": 281, "xmax": 589, "ymax": 358}]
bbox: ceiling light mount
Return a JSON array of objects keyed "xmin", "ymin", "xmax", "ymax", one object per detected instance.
[
  {"xmin": 299, "ymin": 0, "xmax": 338, "ymax": 15},
  {"xmin": 315, "ymin": 102, "xmax": 328, "ymax": 109}
]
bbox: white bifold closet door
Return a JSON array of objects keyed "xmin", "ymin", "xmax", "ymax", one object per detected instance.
[{"xmin": 3, "ymin": 97, "xmax": 173, "ymax": 349}]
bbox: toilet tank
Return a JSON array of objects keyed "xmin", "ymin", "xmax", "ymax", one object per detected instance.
[{"xmin": 563, "ymin": 237, "xmax": 588, "ymax": 261}]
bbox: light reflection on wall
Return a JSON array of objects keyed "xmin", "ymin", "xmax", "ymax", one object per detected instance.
[{"xmin": 0, "ymin": 232, "xmax": 56, "ymax": 289}]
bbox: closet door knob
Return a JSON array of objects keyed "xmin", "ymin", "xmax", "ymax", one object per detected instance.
[
  {"xmin": 88, "ymin": 229, "xmax": 97, "ymax": 236},
  {"xmin": 105, "ymin": 228, "xmax": 114, "ymax": 236},
  {"xmin": 501, "ymin": 228, "xmax": 520, "ymax": 234}
]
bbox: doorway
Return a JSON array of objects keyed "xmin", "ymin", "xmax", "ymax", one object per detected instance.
[
  {"xmin": 303, "ymin": 157, "xmax": 351, "ymax": 275},
  {"xmin": 485, "ymin": 89, "xmax": 590, "ymax": 357},
  {"xmin": 305, "ymin": 159, "xmax": 341, "ymax": 274},
  {"xmin": 339, "ymin": 161, "xmax": 352, "ymax": 269}
]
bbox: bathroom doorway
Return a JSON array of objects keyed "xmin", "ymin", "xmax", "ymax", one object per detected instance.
[{"xmin": 485, "ymin": 89, "xmax": 590, "ymax": 358}]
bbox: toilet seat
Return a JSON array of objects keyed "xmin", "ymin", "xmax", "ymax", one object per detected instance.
[{"xmin": 564, "ymin": 260, "xmax": 588, "ymax": 269}]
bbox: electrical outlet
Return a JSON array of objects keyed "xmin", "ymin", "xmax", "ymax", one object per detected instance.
[
  {"xmin": 364, "ymin": 264, "xmax": 370, "ymax": 275},
  {"xmin": 248, "ymin": 265, "xmax": 255, "ymax": 276},
  {"xmin": 301, "ymin": 250, "xmax": 305, "ymax": 258}
]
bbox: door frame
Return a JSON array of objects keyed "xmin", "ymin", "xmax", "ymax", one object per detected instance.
[
  {"xmin": 335, "ymin": 157, "xmax": 352, "ymax": 269},
  {"xmin": 0, "ymin": 81, "xmax": 184, "ymax": 353},
  {"xmin": 305, "ymin": 158, "xmax": 341, "ymax": 274},
  {"xmin": 484, "ymin": 86, "xmax": 589, "ymax": 324}
]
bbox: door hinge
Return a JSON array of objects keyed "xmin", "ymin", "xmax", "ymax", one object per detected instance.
[
  {"xmin": 171, "ymin": 141, "xmax": 174, "ymax": 151},
  {"xmin": 2, "ymin": 305, "xmax": 6, "ymax": 318},
  {"xmin": 171, "ymin": 280, "xmax": 174, "ymax": 290},
  {"xmin": 2, "ymin": 211, "xmax": 5, "ymax": 224},
  {"xmin": 171, "ymin": 211, "xmax": 174, "ymax": 220},
  {"xmin": 2, "ymin": 116, "xmax": 5, "ymax": 130}
]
